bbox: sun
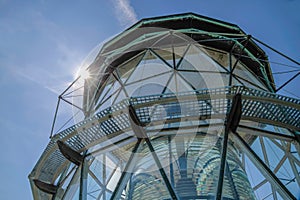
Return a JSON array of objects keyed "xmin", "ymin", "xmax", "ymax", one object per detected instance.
[{"xmin": 76, "ymin": 67, "xmax": 91, "ymax": 80}]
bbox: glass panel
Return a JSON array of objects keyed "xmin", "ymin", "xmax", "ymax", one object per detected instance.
[
  {"xmin": 95, "ymin": 74, "xmax": 120, "ymax": 109},
  {"xmin": 174, "ymin": 45, "xmax": 190, "ymax": 67},
  {"xmin": 263, "ymin": 138, "xmax": 285, "ymax": 167},
  {"xmin": 87, "ymin": 157, "xmax": 105, "ymax": 199},
  {"xmin": 112, "ymin": 89, "xmax": 127, "ymax": 105},
  {"xmin": 224, "ymin": 145, "xmax": 256, "ymax": 200},
  {"xmin": 249, "ymin": 137, "xmax": 265, "ymax": 162},
  {"xmin": 116, "ymin": 52, "xmax": 145, "ymax": 84},
  {"xmin": 276, "ymin": 192, "xmax": 285, "ymax": 200},
  {"xmin": 243, "ymin": 154, "xmax": 267, "ymax": 199},
  {"xmin": 126, "ymin": 139, "xmax": 172, "ymax": 200},
  {"xmin": 88, "ymin": 139, "xmax": 139, "ymax": 200},
  {"xmin": 87, "ymin": 154, "xmax": 122, "ymax": 200},
  {"xmin": 254, "ymin": 182, "xmax": 273, "ymax": 200},
  {"xmin": 278, "ymin": 159, "xmax": 299, "ymax": 197},
  {"xmin": 193, "ymin": 133, "xmax": 221, "ymax": 199},
  {"xmin": 232, "ymin": 56, "xmax": 268, "ymax": 90},
  {"xmin": 87, "ymin": 172, "xmax": 101, "ymax": 200},
  {"xmin": 179, "ymin": 44, "xmax": 227, "ymax": 73},
  {"xmin": 153, "ymin": 44, "xmax": 190, "ymax": 68},
  {"xmin": 152, "ymin": 47, "xmax": 174, "ymax": 68},
  {"xmin": 95, "ymin": 88, "xmax": 121, "ymax": 111},
  {"xmin": 62, "ymin": 167, "xmax": 80, "ymax": 200},
  {"xmin": 146, "ymin": 132, "xmax": 231, "ymax": 199},
  {"xmin": 238, "ymin": 121, "xmax": 295, "ymax": 137},
  {"xmin": 234, "ymin": 76, "xmax": 266, "ymax": 91},
  {"xmin": 165, "ymin": 73, "xmax": 193, "ymax": 94},
  {"xmin": 203, "ymin": 46, "xmax": 229, "ymax": 70},
  {"xmin": 152, "ymin": 33, "xmax": 188, "ymax": 50},
  {"xmin": 178, "ymin": 71, "xmax": 228, "ymax": 90},
  {"xmin": 125, "ymin": 72, "xmax": 172, "ymax": 97},
  {"xmin": 57, "ymin": 165, "xmax": 77, "ymax": 198},
  {"xmin": 126, "ymin": 50, "xmax": 172, "ymax": 85}
]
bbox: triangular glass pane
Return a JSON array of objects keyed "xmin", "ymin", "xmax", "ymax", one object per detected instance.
[
  {"xmin": 253, "ymin": 181, "xmax": 272, "ymax": 200},
  {"xmin": 87, "ymin": 154, "xmax": 122, "ymax": 200},
  {"xmin": 152, "ymin": 33, "xmax": 188, "ymax": 50},
  {"xmin": 178, "ymin": 71, "xmax": 229, "ymax": 90},
  {"xmin": 290, "ymin": 143, "xmax": 300, "ymax": 161},
  {"xmin": 117, "ymin": 52, "xmax": 145, "ymax": 84},
  {"xmin": 152, "ymin": 47, "xmax": 174, "ymax": 68},
  {"xmin": 87, "ymin": 172, "xmax": 102, "ymax": 199},
  {"xmin": 178, "ymin": 58, "xmax": 197, "ymax": 71},
  {"xmin": 95, "ymin": 88, "xmax": 121, "ymax": 112},
  {"xmin": 178, "ymin": 45, "xmax": 199, "ymax": 71},
  {"xmin": 267, "ymin": 125, "xmax": 295, "ymax": 137},
  {"xmin": 203, "ymin": 46, "xmax": 230, "ymax": 70},
  {"xmin": 234, "ymin": 75, "xmax": 266, "ymax": 91},
  {"xmin": 127, "ymin": 139, "xmax": 172, "ymax": 200},
  {"xmin": 148, "ymin": 134, "xmax": 223, "ymax": 199},
  {"xmin": 95, "ymin": 74, "xmax": 120, "ymax": 107},
  {"xmin": 248, "ymin": 136, "xmax": 265, "ymax": 162},
  {"xmin": 231, "ymin": 56, "xmax": 268, "ymax": 90},
  {"xmin": 165, "ymin": 73, "xmax": 193, "ymax": 94},
  {"xmin": 276, "ymin": 192, "xmax": 285, "ymax": 200},
  {"xmin": 276, "ymin": 159, "xmax": 299, "ymax": 197},
  {"xmin": 174, "ymin": 45, "xmax": 190, "ymax": 66},
  {"xmin": 153, "ymin": 45, "xmax": 190, "ymax": 69},
  {"xmin": 231, "ymin": 74, "xmax": 244, "ymax": 87},
  {"xmin": 112, "ymin": 89, "xmax": 128, "ymax": 105},
  {"xmin": 243, "ymin": 154, "xmax": 266, "ymax": 191},
  {"xmin": 57, "ymin": 165, "xmax": 77, "ymax": 198},
  {"xmin": 263, "ymin": 138, "xmax": 285, "ymax": 170},
  {"xmin": 61, "ymin": 167, "xmax": 81, "ymax": 200},
  {"xmin": 125, "ymin": 72, "xmax": 172, "ymax": 97},
  {"xmin": 126, "ymin": 50, "xmax": 172, "ymax": 84},
  {"xmin": 89, "ymin": 157, "xmax": 105, "ymax": 183},
  {"xmin": 56, "ymin": 163, "xmax": 76, "ymax": 184},
  {"xmin": 178, "ymin": 44, "xmax": 227, "ymax": 73},
  {"xmin": 90, "ymin": 139, "xmax": 139, "ymax": 200},
  {"xmin": 225, "ymin": 152, "xmax": 257, "ymax": 199}
]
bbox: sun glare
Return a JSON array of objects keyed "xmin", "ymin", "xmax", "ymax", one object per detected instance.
[{"xmin": 76, "ymin": 67, "xmax": 91, "ymax": 80}]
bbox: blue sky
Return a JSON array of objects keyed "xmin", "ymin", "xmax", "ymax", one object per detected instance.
[{"xmin": 0, "ymin": 0, "xmax": 299, "ymax": 199}]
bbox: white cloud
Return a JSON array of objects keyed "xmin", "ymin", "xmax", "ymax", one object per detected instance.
[
  {"xmin": 111, "ymin": 0, "xmax": 138, "ymax": 27},
  {"xmin": 11, "ymin": 42, "xmax": 84, "ymax": 96}
]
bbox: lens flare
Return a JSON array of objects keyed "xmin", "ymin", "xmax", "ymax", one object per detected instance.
[{"xmin": 76, "ymin": 67, "xmax": 90, "ymax": 80}]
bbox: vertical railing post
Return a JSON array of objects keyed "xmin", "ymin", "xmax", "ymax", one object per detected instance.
[
  {"xmin": 79, "ymin": 157, "xmax": 88, "ymax": 200},
  {"xmin": 216, "ymin": 94, "xmax": 242, "ymax": 200}
]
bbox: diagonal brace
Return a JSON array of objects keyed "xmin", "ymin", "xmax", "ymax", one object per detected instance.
[
  {"xmin": 128, "ymin": 105, "xmax": 179, "ymax": 200},
  {"xmin": 232, "ymin": 131, "xmax": 296, "ymax": 200}
]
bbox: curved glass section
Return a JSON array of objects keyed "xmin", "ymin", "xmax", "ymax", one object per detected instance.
[
  {"xmin": 91, "ymin": 40, "xmax": 247, "ymax": 115},
  {"xmin": 123, "ymin": 135, "xmax": 256, "ymax": 200}
]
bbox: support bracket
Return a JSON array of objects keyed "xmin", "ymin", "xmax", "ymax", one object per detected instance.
[
  {"xmin": 57, "ymin": 140, "xmax": 84, "ymax": 166},
  {"xmin": 33, "ymin": 179, "xmax": 58, "ymax": 195}
]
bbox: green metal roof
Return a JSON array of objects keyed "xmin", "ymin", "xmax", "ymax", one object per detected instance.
[{"xmin": 91, "ymin": 12, "xmax": 275, "ymax": 92}]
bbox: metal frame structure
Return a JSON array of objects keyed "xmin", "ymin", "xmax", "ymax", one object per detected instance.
[{"xmin": 29, "ymin": 13, "xmax": 300, "ymax": 200}]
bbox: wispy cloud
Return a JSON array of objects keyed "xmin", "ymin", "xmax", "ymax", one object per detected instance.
[
  {"xmin": 14, "ymin": 64, "xmax": 68, "ymax": 95},
  {"xmin": 1, "ymin": 8, "xmax": 86, "ymax": 95},
  {"xmin": 111, "ymin": 0, "xmax": 138, "ymax": 27},
  {"xmin": 10, "ymin": 40, "xmax": 83, "ymax": 95}
]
